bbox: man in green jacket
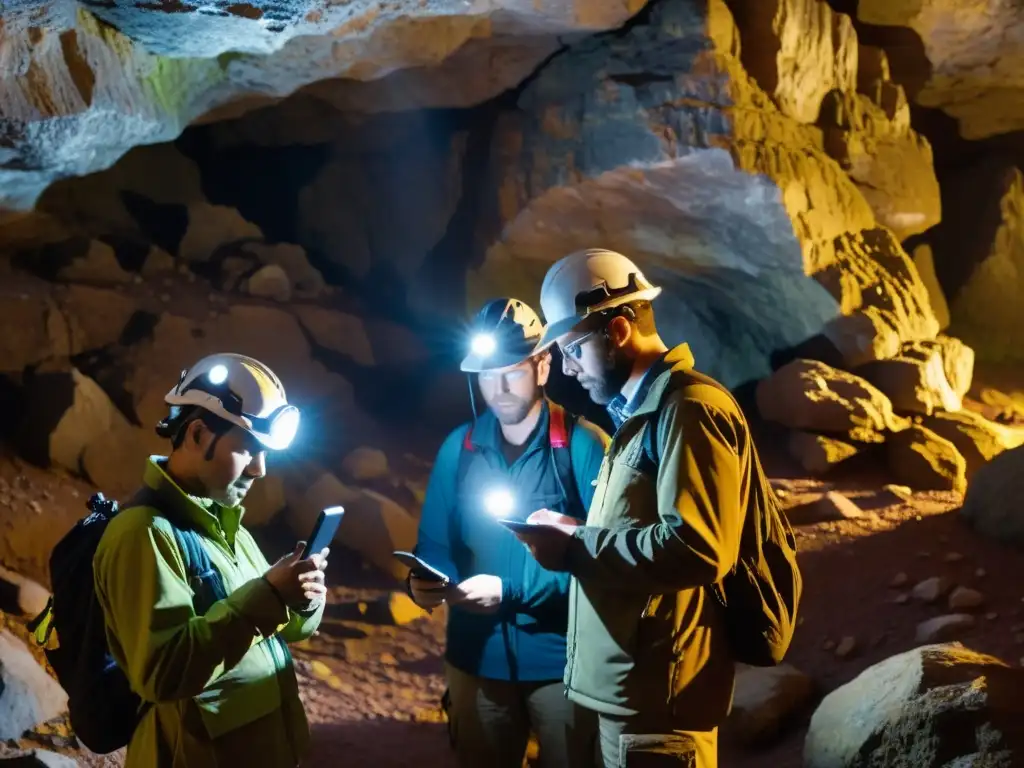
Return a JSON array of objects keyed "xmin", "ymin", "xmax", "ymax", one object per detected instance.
[
  {"xmin": 93, "ymin": 353, "xmax": 328, "ymax": 768},
  {"xmin": 514, "ymin": 249, "xmax": 756, "ymax": 768}
]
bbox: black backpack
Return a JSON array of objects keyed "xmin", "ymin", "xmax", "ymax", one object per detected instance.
[
  {"xmin": 28, "ymin": 489, "xmax": 228, "ymax": 754},
  {"xmin": 640, "ymin": 369, "xmax": 802, "ymax": 667}
]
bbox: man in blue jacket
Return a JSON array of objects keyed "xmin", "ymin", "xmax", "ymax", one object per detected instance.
[{"xmin": 410, "ymin": 297, "xmax": 608, "ymax": 768}]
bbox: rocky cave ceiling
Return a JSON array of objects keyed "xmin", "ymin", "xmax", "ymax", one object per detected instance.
[{"xmin": 1, "ymin": 0, "xmax": 1022, "ymax": 404}]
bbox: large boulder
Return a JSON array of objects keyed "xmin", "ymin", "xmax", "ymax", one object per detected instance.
[
  {"xmin": 469, "ymin": 0, "xmax": 938, "ymax": 388},
  {"xmin": 804, "ymin": 643, "xmax": 1024, "ymax": 768},
  {"xmin": 855, "ymin": 0, "xmax": 1024, "ymax": 139},
  {"xmin": 938, "ymin": 162, "xmax": 1024, "ymax": 363},
  {"xmin": 756, "ymin": 359, "xmax": 908, "ymax": 442},
  {"xmin": 15, "ymin": 366, "xmax": 148, "ymax": 497},
  {"xmin": 921, "ymin": 410, "xmax": 1024, "ymax": 482},
  {"xmin": 855, "ymin": 351, "xmax": 961, "ymax": 416},
  {"xmin": 960, "ymin": 444, "xmax": 1024, "ymax": 548},
  {"xmin": 0, "ymin": 631, "xmax": 68, "ymax": 740}
]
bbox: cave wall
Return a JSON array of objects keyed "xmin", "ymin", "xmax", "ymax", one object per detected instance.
[{"xmin": 4, "ymin": 0, "xmax": 1024, "ymax": 501}]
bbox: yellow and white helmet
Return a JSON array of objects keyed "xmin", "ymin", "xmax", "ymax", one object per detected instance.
[
  {"xmin": 160, "ymin": 353, "xmax": 300, "ymax": 451},
  {"xmin": 460, "ymin": 298, "xmax": 546, "ymax": 373}
]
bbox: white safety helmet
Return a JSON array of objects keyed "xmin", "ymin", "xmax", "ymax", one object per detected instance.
[
  {"xmin": 159, "ymin": 353, "xmax": 300, "ymax": 451},
  {"xmin": 538, "ymin": 248, "xmax": 662, "ymax": 348},
  {"xmin": 460, "ymin": 298, "xmax": 546, "ymax": 373}
]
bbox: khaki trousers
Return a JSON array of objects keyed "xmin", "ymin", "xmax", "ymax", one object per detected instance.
[
  {"xmin": 445, "ymin": 662, "xmax": 596, "ymax": 768},
  {"xmin": 595, "ymin": 712, "xmax": 717, "ymax": 768}
]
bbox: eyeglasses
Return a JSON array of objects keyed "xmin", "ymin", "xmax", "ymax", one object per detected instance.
[
  {"xmin": 478, "ymin": 368, "xmax": 530, "ymax": 386},
  {"xmin": 561, "ymin": 329, "xmax": 599, "ymax": 360}
]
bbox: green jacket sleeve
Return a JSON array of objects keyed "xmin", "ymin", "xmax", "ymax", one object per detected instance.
[
  {"xmin": 237, "ymin": 529, "xmax": 325, "ymax": 644},
  {"xmin": 94, "ymin": 515, "xmax": 292, "ymax": 703},
  {"xmin": 567, "ymin": 391, "xmax": 745, "ymax": 594}
]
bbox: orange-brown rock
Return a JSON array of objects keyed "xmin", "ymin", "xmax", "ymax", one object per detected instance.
[
  {"xmin": 941, "ymin": 163, "xmax": 1024, "ymax": 363},
  {"xmin": 920, "ymin": 410, "xmax": 1024, "ymax": 482},
  {"xmin": 818, "ymin": 81, "xmax": 940, "ymax": 241},
  {"xmin": 856, "ymin": 351, "xmax": 961, "ymax": 416},
  {"xmin": 960, "ymin": 444, "xmax": 1024, "ymax": 547},
  {"xmin": 885, "ymin": 424, "xmax": 967, "ymax": 494},
  {"xmin": 815, "ymin": 228, "xmax": 940, "ymax": 368},
  {"xmin": 900, "ymin": 336, "xmax": 975, "ymax": 400},
  {"xmin": 787, "ymin": 431, "xmax": 862, "ymax": 476},
  {"xmin": 856, "ymin": 0, "xmax": 1024, "ymax": 140},
  {"xmin": 757, "ymin": 359, "xmax": 908, "ymax": 441}
]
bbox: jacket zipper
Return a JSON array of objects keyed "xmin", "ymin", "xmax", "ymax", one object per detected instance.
[{"xmin": 565, "ymin": 576, "xmax": 580, "ymax": 697}]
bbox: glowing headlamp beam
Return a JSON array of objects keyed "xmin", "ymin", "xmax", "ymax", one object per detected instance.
[
  {"xmin": 208, "ymin": 364, "xmax": 229, "ymax": 385},
  {"xmin": 471, "ymin": 333, "xmax": 496, "ymax": 358}
]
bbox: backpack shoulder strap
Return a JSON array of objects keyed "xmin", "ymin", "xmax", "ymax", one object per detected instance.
[
  {"xmin": 456, "ymin": 423, "xmax": 476, "ymax": 490},
  {"xmin": 123, "ymin": 487, "xmax": 228, "ymax": 613},
  {"xmin": 547, "ymin": 403, "xmax": 582, "ymax": 516},
  {"xmin": 548, "ymin": 402, "xmax": 569, "ymax": 449},
  {"xmin": 641, "ymin": 369, "xmax": 734, "ymax": 467}
]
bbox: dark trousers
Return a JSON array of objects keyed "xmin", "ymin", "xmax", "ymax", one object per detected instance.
[{"xmin": 445, "ymin": 662, "xmax": 596, "ymax": 768}]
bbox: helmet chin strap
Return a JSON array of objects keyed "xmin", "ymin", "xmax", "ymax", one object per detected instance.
[
  {"xmin": 204, "ymin": 433, "xmax": 222, "ymax": 462},
  {"xmin": 466, "ymin": 375, "xmax": 479, "ymax": 428}
]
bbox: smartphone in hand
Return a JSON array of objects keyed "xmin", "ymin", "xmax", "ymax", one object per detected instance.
[
  {"xmin": 393, "ymin": 551, "xmax": 451, "ymax": 584},
  {"xmin": 301, "ymin": 506, "xmax": 344, "ymax": 559}
]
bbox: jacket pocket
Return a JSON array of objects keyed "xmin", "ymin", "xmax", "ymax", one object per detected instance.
[
  {"xmin": 597, "ymin": 459, "xmax": 658, "ymax": 529},
  {"xmin": 618, "ymin": 733, "xmax": 697, "ymax": 767}
]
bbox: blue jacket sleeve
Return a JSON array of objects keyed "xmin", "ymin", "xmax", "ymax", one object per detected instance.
[
  {"xmin": 412, "ymin": 426, "xmax": 465, "ymax": 582},
  {"xmin": 502, "ymin": 416, "xmax": 610, "ymax": 615}
]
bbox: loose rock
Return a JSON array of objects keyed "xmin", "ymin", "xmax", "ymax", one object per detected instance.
[
  {"xmin": 915, "ymin": 614, "xmax": 975, "ymax": 643},
  {"xmin": 804, "ymin": 643, "xmax": 1024, "ymax": 768},
  {"xmin": 948, "ymin": 586, "xmax": 985, "ymax": 612},
  {"xmin": 911, "ymin": 576, "xmax": 950, "ymax": 604},
  {"xmin": 723, "ymin": 663, "xmax": 815, "ymax": 747},
  {"xmin": 0, "ymin": 631, "xmax": 68, "ymax": 740},
  {"xmin": 246, "ymin": 264, "xmax": 292, "ymax": 302},
  {"xmin": 787, "ymin": 431, "xmax": 861, "ymax": 476},
  {"xmin": 784, "ymin": 491, "xmax": 871, "ymax": 526},
  {"xmin": 885, "ymin": 424, "xmax": 967, "ymax": 493}
]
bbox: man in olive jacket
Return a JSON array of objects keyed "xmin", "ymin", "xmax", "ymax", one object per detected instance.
[
  {"xmin": 94, "ymin": 353, "xmax": 327, "ymax": 767},
  {"xmin": 515, "ymin": 249, "xmax": 757, "ymax": 768}
]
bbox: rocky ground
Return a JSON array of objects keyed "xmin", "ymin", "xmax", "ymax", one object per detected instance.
[{"xmin": 1, "ymin": 385, "xmax": 1023, "ymax": 767}]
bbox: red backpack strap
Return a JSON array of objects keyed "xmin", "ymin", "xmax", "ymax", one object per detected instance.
[
  {"xmin": 462, "ymin": 424, "xmax": 475, "ymax": 452},
  {"xmin": 548, "ymin": 402, "xmax": 569, "ymax": 449}
]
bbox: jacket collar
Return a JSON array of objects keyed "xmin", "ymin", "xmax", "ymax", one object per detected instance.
[
  {"xmin": 606, "ymin": 344, "xmax": 696, "ymax": 428},
  {"xmin": 143, "ymin": 456, "xmax": 243, "ymax": 541},
  {"xmin": 469, "ymin": 398, "xmax": 551, "ymax": 453},
  {"xmin": 625, "ymin": 343, "xmax": 696, "ymax": 420}
]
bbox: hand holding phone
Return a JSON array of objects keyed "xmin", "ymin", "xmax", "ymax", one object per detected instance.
[{"xmin": 393, "ymin": 551, "xmax": 451, "ymax": 584}]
